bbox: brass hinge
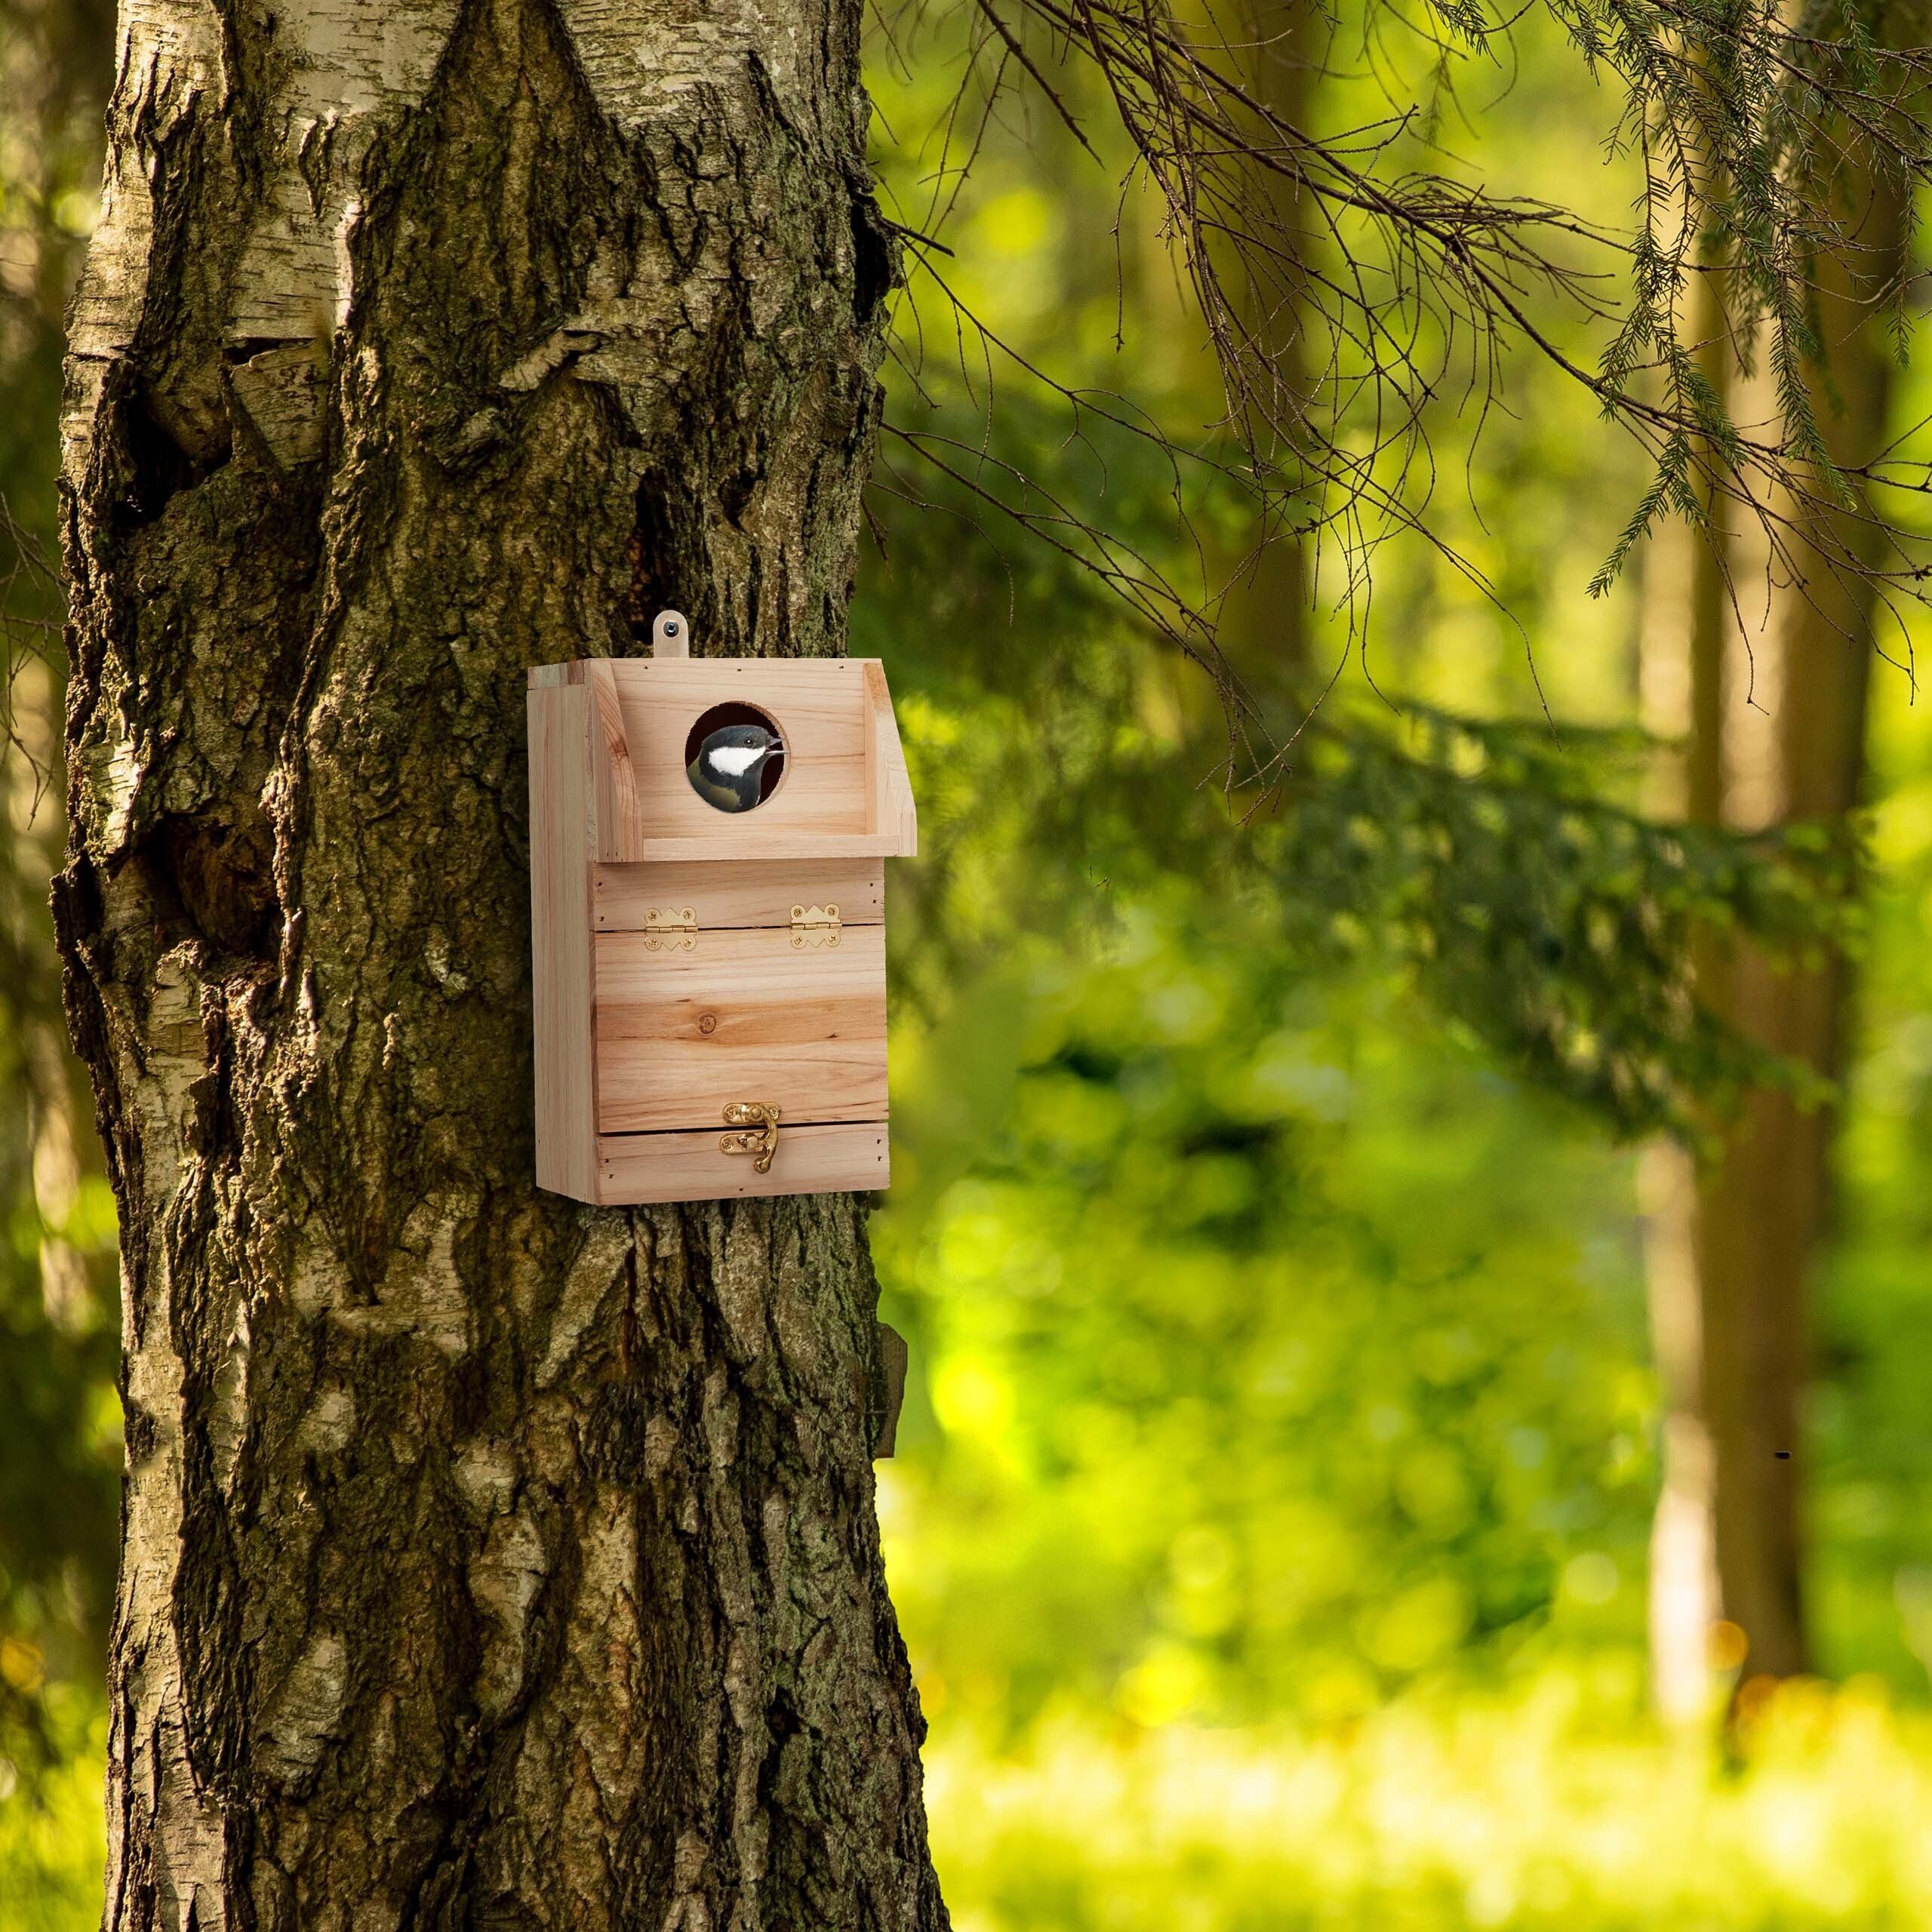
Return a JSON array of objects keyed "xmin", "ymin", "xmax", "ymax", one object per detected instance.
[
  {"xmin": 790, "ymin": 903, "xmax": 841, "ymax": 949},
  {"xmin": 641, "ymin": 907, "xmax": 697, "ymax": 952},
  {"xmin": 720, "ymin": 1100, "xmax": 781, "ymax": 1174}
]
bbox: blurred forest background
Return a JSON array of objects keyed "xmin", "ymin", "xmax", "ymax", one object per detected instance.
[{"xmin": 8, "ymin": 1, "xmax": 1932, "ymax": 1927}]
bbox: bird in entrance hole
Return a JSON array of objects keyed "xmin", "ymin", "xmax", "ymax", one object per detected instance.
[{"xmin": 688, "ymin": 722, "xmax": 785, "ymax": 813}]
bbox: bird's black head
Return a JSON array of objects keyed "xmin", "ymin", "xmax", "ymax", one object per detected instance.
[{"xmin": 704, "ymin": 724, "xmax": 782, "ymax": 758}]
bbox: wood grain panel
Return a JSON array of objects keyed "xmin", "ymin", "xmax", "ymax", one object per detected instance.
[
  {"xmin": 594, "ymin": 860, "xmax": 884, "ymax": 931},
  {"xmin": 864, "ymin": 660, "xmax": 918, "ymax": 855},
  {"xmin": 583, "ymin": 659, "xmax": 644, "ymax": 863},
  {"xmin": 611, "ymin": 658, "xmax": 871, "ymax": 839},
  {"xmin": 528, "ymin": 683, "xmax": 598, "ymax": 1201},
  {"xmin": 595, "ymin": 923, "xmax": 887, "ymax": 1133},
  {"xmin": 630, "ymin": 831, "xmax": 901, "ymax": 863},
  {"xmin": 597, "ymin": 1121, "xmax": 889, "ymax": 1204}
]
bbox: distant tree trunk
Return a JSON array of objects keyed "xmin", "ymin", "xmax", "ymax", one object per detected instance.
[
  {"xmin": 1638, "ymin": 255, "xmax": 1731, "ymax": 1721},
  {"xmin": 58, "ymin": 4, "xmax": 945, "ymax": 1927},
  {"xmin": 0, "ymin": 0, "xmax": 120, "ymax": 1736},
  {"xmin": 1220, "ymin": 0, "xmax": 1320, "ymax": 691},
  {"xmin": 1640, "ymin": 166, "xmax": 1905, "ymax": 1712}
]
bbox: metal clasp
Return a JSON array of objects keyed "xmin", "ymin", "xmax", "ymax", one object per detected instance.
[
  {"xmin": 719, "ymin": 1100, "xmax": 781, "ymax": 1174},
  {"xmin": 642, "ymin": 907, "xmax": 697, "ymax": 952},
  {"xmin": 790, "ymin": 903, "xmax": 841, "ymax": 949}
]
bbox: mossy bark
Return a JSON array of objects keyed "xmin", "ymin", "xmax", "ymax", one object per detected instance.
[{"xmin": 57, "ymin": 2, "xmax": 943, "ymax": 1926}]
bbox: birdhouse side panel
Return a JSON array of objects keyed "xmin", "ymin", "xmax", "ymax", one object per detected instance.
[
  {"xmin": 528, "ymin": 682, "xmax": 599, "ymax": 1202},
  {"xmin": 863, "ymin": 661, "xmax": 918, "ymax": 854}
]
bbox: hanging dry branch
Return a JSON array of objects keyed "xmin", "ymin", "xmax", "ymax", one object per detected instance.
[{"xmin": 869, "ymin": 0, "xmax": 1932, "ymax": 750}]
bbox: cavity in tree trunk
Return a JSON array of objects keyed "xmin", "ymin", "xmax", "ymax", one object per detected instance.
[
  {"xmin": 1638, "ymin": 163, "xmax": 1904, "ymax": 1713},
  {"xmin": 58, "ymin": 2, "xmax": 944, "ymax": 1927}
]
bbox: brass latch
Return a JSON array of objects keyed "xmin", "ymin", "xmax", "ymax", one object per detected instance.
[
  {"xmin": 790, "ymin": 903, "xmax": 841, "ymax": 949},
  {"xmin": 641, "ymin": 907, "xmax": 697, "ymax": 952},
  {"xmin": 720, "ymin": 1100, "xmax": 781, "ymax": 1174}
]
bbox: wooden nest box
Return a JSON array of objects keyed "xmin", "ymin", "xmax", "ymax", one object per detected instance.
[{"xmin": 527, "ymin": 614, "xmax": 917, "ymax": 1204}]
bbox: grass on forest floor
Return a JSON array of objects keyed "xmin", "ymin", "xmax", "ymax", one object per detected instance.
[
  {"xmin": 6, "ymin": 1677, "xmax": 1931, "ymax": 1928},
  {"xmin": 926, "ymin": 1675, "xmax": 1932, "ymax": 1931}
]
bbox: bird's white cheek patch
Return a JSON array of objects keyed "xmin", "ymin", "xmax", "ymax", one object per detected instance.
[{"xmin": 709, "ymin": 746, "xmax": 761, "ymax": 777}]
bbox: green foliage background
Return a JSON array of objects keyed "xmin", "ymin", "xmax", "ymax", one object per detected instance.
[{"xmin": 8, "ymin": 4, "xmax": 1932, "ymax": 1926}]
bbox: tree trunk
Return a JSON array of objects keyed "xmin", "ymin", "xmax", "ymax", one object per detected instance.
[
  {"xmin": 1639, "ymin": 170, "xmax": 1903, "ymax": 1712},
  {"xmin": 1218, "ymin": 0, "xmax": 1319, "ymax": 694},
  {"xmin": 1637, "ymin": 253, "xmax": 1731, "ymax": 1721},
  {"xmin": 57, "ymin": 4, "xmax": 944, "ymax": 1927},
  {"xmin": 0, "ymin": 0, "xmax": 121, "ymax": 1744}
]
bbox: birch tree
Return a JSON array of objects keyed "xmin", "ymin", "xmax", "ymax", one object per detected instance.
[{"xmin": 59, "ymin": 2, "xmax": 943, "ymax": 1926}]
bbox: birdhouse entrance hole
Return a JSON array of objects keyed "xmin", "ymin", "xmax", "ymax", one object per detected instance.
[{"xmin": 685, "ymin": 701, "xmax": 787, "ymax": 811}]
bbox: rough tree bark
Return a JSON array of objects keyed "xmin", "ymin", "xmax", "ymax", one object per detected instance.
[
  {"xmin": 1639, "ymin": 165, "xmax": 1906, "ymax": 1713},
  {"xmin": 57, "ymin": 2, "xmax": 946, "ymax": 1927}
]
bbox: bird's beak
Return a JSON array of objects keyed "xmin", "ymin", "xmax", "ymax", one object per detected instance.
[{"xmin": 769, "ymin": 739, "xmax": 784, "ymax": 757}]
